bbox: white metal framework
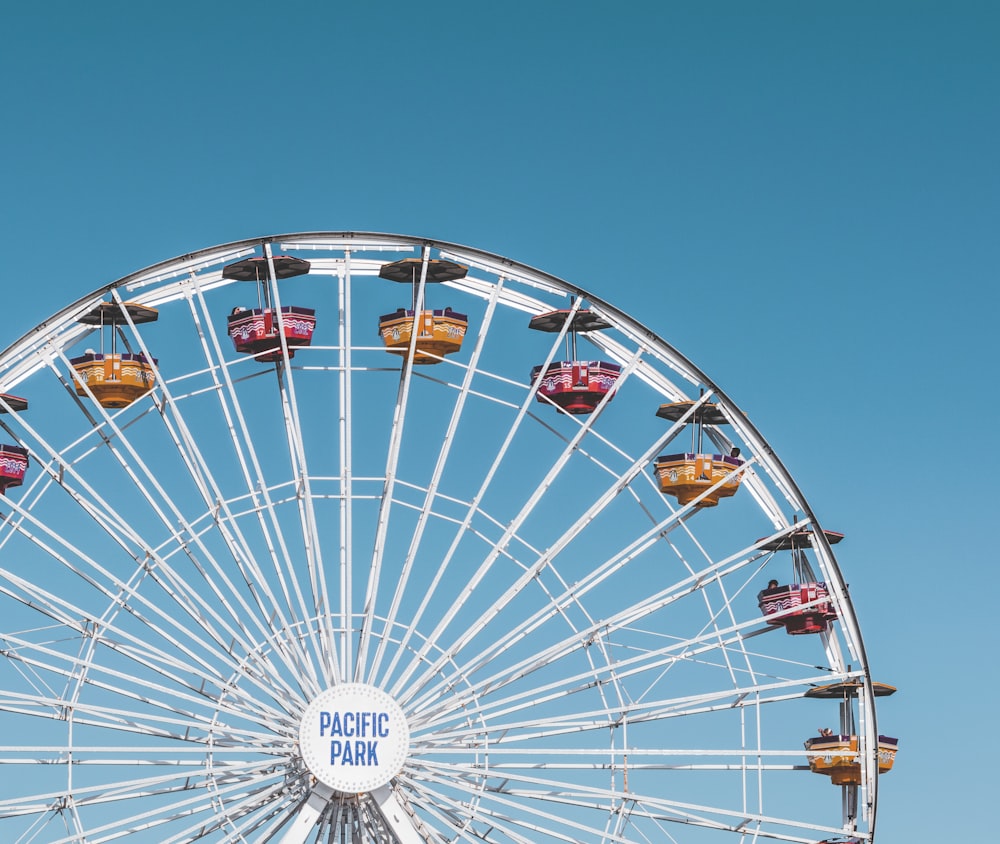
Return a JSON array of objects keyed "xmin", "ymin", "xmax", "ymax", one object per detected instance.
[{"xmin": 0, "ymin": 233, "xmax": 883, "ymax": 843}]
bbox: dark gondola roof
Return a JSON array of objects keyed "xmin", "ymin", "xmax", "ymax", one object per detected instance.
[
  {"xmin": 805, "ymin": 680, "xmax": 897, "ymax": 699},
  {"xmin": 759, "ymin": 527, "xmax": 845, "ymax": 552},
  {"xmin": 78, "ymin": 301, "xmax": 159, "ymax": 326},
  {"xmin": 222, "ymin": 255, "xmax": 311, "ymax": 281},
  {"xmin": 655, "ymin": 400, "xmax": 730, "ymax": 426},
  {"xmin": 379, "ymin": 258, "xmax": 468, "ymax": 284},
  {"xmin": 0, "ymin": 394, "xmax": 28, "ymax": 413},
  {"xmin": 528, "ymin": 309, "xmax": 612, "ymax": 334}
]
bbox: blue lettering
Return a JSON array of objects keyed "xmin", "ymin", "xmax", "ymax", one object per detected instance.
[
  {"xmin": 329, "ymin": 737, "xmax": 380, "ymax": 766},
  {"xmin": 320, "ymin": 709, "xmax": 391, "ymax": 756}
]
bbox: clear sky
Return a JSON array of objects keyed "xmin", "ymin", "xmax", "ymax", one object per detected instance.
[{"xmin": 2, "ymin": 2, "xmax": 998, "ymax": 840}]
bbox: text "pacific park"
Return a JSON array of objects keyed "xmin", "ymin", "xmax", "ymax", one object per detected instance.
[{"xmin": 317, "ymin": 710, "xmax": 393, "ymax": 767}]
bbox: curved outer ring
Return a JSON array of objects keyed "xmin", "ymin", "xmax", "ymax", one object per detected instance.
[{"xmin": 0, "ymin": 231, "xmax": 882, "ymax": 837}]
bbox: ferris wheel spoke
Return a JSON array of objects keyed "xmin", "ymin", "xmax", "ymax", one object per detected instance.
[
  {"xmin": 405, "ymin": 773, "xmax": 617, "ymax": 844},
  {"xmin": 338, "ymin": 255, "xmax": 355, "ymax": 681},
  {"xmin": 368, "ymin": 276, "xmax": 505, "ymax": 686},
  {"xmin": 136, "ymin": 434, "xmax": 315, "ymax": 693},
  {"xmin": 412, "ymin": 763, "xmax": 834, "ymax": 843},
  {"xmin": 408, "ymin": 613, "xmax": 800, "ymax": 737},
  {"xmin": 413, "ymin": 675, "xmax": 833, "ymax": 751},
  {"xmin": 356, "ymin": 247, "xmax": 434, "ymax": 680},
  {"xmin": 8, "ymin": 384, "xmax": 293, "ymax": 682},
  {"xmin": 272, "ymin": 781, "xmax": 335, "ymax": 844},
  {"xmin": 410, "ymin": 743, "xmax": 801, "ymax": 772},
  {"xmin": 272, "ymin": 356, "xmax": 338, "ymax": 685},
  {"xmin": 47, "ymin": 345, "xmax": 187, "ymax": 533},
  {"xmin": 184, "ymin": 286, "xmax": 324, "ymax": 640},
  {"xmin": 186, "ymin": 279, "xmax": 326, "ymax": 692},
  {"xmin": 157, "ymin": 778, "xmax": 295, "ymax": 844},
  {"xmin": 399, "ymin": 494, "xmax": 733, "ymax": 716},
  {"xmin": 0, "ymin": 632, "xmax": 292, "ymax": 733},
  {"xmin": 695, "ymin": 581, "xmax": 751, "ymax": 693},
  {"xmin": 0, "ymin": 688, "xmax": 286, "ymax": 747},
  {"xmin": 36, "ymin": 768, "xmax": 290, "ymax": 844},
  {"xmin": 113, "ymin": 290, "xmax": 317, "ymax": 687},
  {"xmin": 382, "ymin": 296, "xmax": 588, "ymax": 694},
  {"xmin": 0, "ymin": 499, "xmax": 257, "ymax": 682},
  {"xmin": 1, "ymin": 570, "xmax": 307, "ymax": 726},
  {"xmin": 471, "ymin": 515, "xmax": 777, "ymax": 697},
  {"xmin": 591, "ymin": 794, "xmax": 839, "ymax": 842},
  {"xmin": 264, "ymin": 244, "xmax": 340, "ymax": 687},
  {"xmin": 0, "ymin": 756, "xmax": 282, "ymax": 815},
  {"xmin": 396, "ymin": 358, "xmax": 698, "ymax": 704},
  {"xmin": 214, "ymin": 806, "xmax": 294, "ymax": 844}
]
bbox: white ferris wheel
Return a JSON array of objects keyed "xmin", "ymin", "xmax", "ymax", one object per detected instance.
[{"xmin": 0, "ymin": 233, "xmax": 896, "ymax": 844}]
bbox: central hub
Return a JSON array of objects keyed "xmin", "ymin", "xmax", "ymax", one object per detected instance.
[{"xmin": 298, "ymin": 683, "xmax": 410, "ymax": 793}]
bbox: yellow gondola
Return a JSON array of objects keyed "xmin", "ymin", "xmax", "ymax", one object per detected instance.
[
  {"xmin": 377, "ymin": 258, "xmax": 469, "ymax": 364},
  {"xmin": 71, "ymin": 353, "xmax": 157, "ymax": 408},
  {"xmin": 378, "ymin": 307, "xmax": 467, "ymax": 364},
  {"xmin": 804, "ymin": 681, "xmax": 898, "ymax": 785},
  {"xmin": 653, "ymin": 400, "xmax": 744, "ymax": 507},
  {"xmin": 654, "ymin": 451, "xmax": 743, "ymax": 506},
  {"xmin": 804, "ymin": 734, "xmax": 898, "ymax": 785},
  {"xmin": 72, "ymin": 302, "xmax": 158, "ymax": 409}
]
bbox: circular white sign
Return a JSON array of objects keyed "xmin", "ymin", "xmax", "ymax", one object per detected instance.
[{"xmin": 298, "ymin": 683, "xmax": 409, "ymax": 793}]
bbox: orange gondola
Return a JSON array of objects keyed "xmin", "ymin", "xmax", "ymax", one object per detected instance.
[
  {"xmin": 653, "ymin": 400, "xmax": 744, "ymax": 506},
  {"xmin": 529, "ymin": 310, "xmax": 621, "ymax": 415},
  {"xmin": 224, "ymin": 254, "xmax": 315, "ymax": 362},
  {"xmin": 804, "ymin": 680, "xmax": 898, "ymax": 785},
  {"xmin": 72, "ymin": 302, "xmax": 158, "ymax": 409},
  {"xmin": 804, "ymin": 734, "xmax": 898, "ymax": 785},
  {"xmin": 377, "ymin": 258, "xmax": 469, "ymax": 364}
]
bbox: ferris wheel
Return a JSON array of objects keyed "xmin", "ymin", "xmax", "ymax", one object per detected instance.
[{"xmin": 0, "ymin": 233, "xmax": 896, "ymax": 844}]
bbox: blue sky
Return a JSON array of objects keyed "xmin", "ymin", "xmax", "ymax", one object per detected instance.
[{"xmin": 2, "ymin": 2, "xmax": 998, "ymax": 840}]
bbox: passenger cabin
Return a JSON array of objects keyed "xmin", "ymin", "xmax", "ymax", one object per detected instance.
[
  {"xmin": 758, "ymin": 582, "xmax": 837, "ymax": 634},
  {"xmin": 804, "ymin": 680, "xmax": 898, "ymax": 785},
  {"xmin": 529, "ymin": 309, "xmax": 621, "ymax": 415},
  {"xmin": 0, "ymin": 445, "xmax": 28, "ymax": 495},
  {"xmin": 758, "ymin": 528, "xmax": 843, "ymax": 634},
  {"xmin": 223, "ymin": 255, "xmax": 315, "ymax": 362},
  {"xmin": 804, "ymin": 734, "xmax": 898, "ymax": 785},
  {"xmin": 653, "ymin": 400, "xmax": 744, "ymax": 506},
  {"xmin": 377, "ymin": 258, "xmax": 469, "ymax": 364},
  {"xmin": 0, "ymin": 394, "xmax": 28, "ymax": 494},
  {"xmin": 71, "ymin": 302, "xmax": 158, "ymax": 409}
]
